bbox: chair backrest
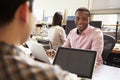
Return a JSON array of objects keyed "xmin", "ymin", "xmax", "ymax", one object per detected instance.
[
  {"xmin": 89, "ymin": 21, "xmax": 102, "ymax": 29},
  {"xmin": 65, "ymin": 20, "xmax": 76, "ymax": 35},
  {"xmin": 102, "ymin": 34, "xmax": 116, "ymax": 64}
]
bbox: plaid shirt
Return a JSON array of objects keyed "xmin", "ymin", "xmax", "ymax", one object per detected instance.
[
  {"xmin": 0, "ymin": 42, "xmax": 58, "ymax": 80},
  {"xmin": 0, "ymin": 42, "xmax": 79, "ymax": 80}
]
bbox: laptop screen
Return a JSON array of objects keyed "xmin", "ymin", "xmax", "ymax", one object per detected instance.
[{"xmin": 53, "ymin": 47, "xmax": 97, "ymax": 79}]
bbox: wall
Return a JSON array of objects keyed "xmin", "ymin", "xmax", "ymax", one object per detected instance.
[
  {"xmin": 33, "ymin": 0, "xmax": 88, "ymax": 21},
  {"xmin": 90, "ymin": 0, "xmax": 120, "ymax": 14},
  {"xmin": 91, "ymin": 0, "xmax": 120, "ymax": 10}
]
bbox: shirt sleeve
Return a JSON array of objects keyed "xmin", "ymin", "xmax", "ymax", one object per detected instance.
[
  {"xmin": 36, "ymin": 61, "xmax": 80, "ymax": 80},
  {"xmin": 59, "ymin": 28, "xmax": 67, "ymax": 44},
  {"xmin": 62, "ymin": 31, "xmax": 71, "ymax": 48},
  {"xmin": 91, "ymin": 29, "xmax": 104, "ymax": 64},
  {"xmin": 50, "ymin": 65, "xmax": 81, "ymax": 80}
]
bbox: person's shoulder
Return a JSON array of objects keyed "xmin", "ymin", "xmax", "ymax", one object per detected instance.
[
  {"xmin": 50, "ymin": 25, "xmax": 60, "ymax": 29},
  {"xmin": 55, "ymin": 25, "xmax": 65, "ymax": 31},
  {"xmin": 89, "ymin": 25, "xmax": 102, "ymax": 32},
  {"xmin": 0, "ymin": 42, "xmax": 23, "ymax": 55},
  {"xmin": 87, "ymin": 26, "xmax": 103, "ymax": 36},
  {"xmin": 48, "ymin": 26, "xmax": 57, "ymax": 32},
  {"xmin": 71, "ymin": 27, "xmax": 77, "ymax": 30},
  {"xmin": 14, "ymin": 56, "xmax": 58, "ymax": 79},
  {"xmin": 69, "ymin": 28, "xmax": 77, "ymax": 33},
  {"xmin": 57, "ymin": 25, "xmax": 64, "ymax": 29}
]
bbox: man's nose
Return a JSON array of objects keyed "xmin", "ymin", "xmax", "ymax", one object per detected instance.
[{"xmin": 78, "ymin": 19, "xmax": 83, "ymax": 24}]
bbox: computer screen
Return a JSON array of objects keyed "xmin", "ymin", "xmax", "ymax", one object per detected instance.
[
  {"xmin": 44, "ymin": 16, "xmax": 53, "ymax": 24},
  {"xmin": 53, "ymin": 47, "xmax": 97, "ymax": 79}
]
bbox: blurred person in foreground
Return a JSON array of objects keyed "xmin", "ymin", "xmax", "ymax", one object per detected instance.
[
  {"xmin": 0, "ymin": 0, "xmax": 80, "ymax": 80},
  {"xmin": 63, "ymin": 7, "xmax": 104, "ymax": 65}
]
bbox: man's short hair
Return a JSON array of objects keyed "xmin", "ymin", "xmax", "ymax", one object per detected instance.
[
  {"xmin": 75, "ymin": 7, "xmax": 91, "ymax": 17},
  {"xmin": 0, "ymin": 0, "xmax": 33, "ymax": 27}
]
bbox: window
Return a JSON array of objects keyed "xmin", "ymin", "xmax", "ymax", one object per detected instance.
[
  {"xmin": 93, "ymin": 14, "xmax": 117, "ymax": 31},
  {"xmin": 92, "ymin": 14, "xmax": 120, "ymax": 42}
]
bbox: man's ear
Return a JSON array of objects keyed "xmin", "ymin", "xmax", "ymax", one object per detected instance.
[
  {"xmin": 89, "ymin": 17, "xmax": 92, "ymax": 22},
  {"xmin": 19, "ymin": 2, "xmax": 29, "ymax": 22}
]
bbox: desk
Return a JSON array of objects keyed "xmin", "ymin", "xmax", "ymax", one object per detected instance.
[
  {"xmin": 92, "ymin": 65, "xmax": 120, "ymax": 80},
  {"xmin": 112, "ymin": 43, "xmax": 120, "ymax": 54},
  {"xmin": 108, "ymin": 43, "xmax": 120, "ymax": 67}
]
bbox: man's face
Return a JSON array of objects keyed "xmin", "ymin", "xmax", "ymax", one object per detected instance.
[{"xmin": 75, "ymin": 11, "xmax": 90, "ymax": 32}]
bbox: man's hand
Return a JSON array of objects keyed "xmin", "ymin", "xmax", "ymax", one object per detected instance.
[{"xmin": 46, "ymin": 49, "xmax": 56, "ymax": 59}]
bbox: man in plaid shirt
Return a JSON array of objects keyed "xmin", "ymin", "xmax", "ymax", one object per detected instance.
[{"xmin": 0, "ymin": 0, "xmax": 79, "ymax": 80}]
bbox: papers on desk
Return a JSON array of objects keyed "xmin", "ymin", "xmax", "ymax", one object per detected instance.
[
  {"xmin": 114, "ymin": 43, "xmax": 120, "ymax": 50},
  {"xmin": 112, "ymin": 43, "xmax": 120, "ymax": 54}
]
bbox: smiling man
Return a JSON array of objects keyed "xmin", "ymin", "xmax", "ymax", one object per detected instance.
[{"xmin": 63, "ymin": 7, "xmax": 104, "ymax": 65}]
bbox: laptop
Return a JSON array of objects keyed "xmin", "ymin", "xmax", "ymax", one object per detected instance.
[
  {"xmin": 26, "ymin": 41, "xmax": 51, "ymax": 64},
  {"xmin": 53, "ymin": 47, "xmax": 97, "ymax": 79}
]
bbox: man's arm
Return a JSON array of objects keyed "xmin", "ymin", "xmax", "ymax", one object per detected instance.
[
  {"xmin": 92, "ymin": 29, "xmax": 104, "ymax": 65},
  {"xmin": 62, "ymin": 33, "xmax": 71, "ymax": 48}
]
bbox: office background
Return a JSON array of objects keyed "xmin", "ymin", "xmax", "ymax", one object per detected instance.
[
  {"xmin": 31, "ymin": 0, "xmax": 120, "ymax": 68},
  {"xmin": 33, "ymin": 0, "xmax": 120, "ymax": 22},
  {"xmin": 33, "ymin": 0, "xmax": 120, "ymax": 41}
]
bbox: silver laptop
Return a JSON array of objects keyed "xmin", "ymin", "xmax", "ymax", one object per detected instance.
[
  {"xmin": 26, "ymin": 41, "xmax": 51, "ymax": 64},
  {"xmin": 53, "ymin": 47, "xmax": 97, "ymax": 80}
]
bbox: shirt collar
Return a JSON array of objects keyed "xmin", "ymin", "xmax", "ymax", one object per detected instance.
[
  {"xmin": 76, "ymin": 25, "xmax": 90, "ymax": 35},
  {"xmin": 0, "ymin": 41, "xmax": 21, "ymax": 56}
]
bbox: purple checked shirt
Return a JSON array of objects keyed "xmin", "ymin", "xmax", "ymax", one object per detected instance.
[{"xmin": 63, "ymin": 25, "xmax": 104, "ymax": 63}]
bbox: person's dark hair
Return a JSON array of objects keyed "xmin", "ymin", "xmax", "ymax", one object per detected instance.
[
  {"xmin": 52, "ymin": 12, "xmax": 63, "ymax": 26},
  {"xmin": 0, "ymin": 0, "xmax": 33, "ymax": 27},
  {"xmin": 75, "ymin": 7, "xmax": 91, "ymax": 17}
]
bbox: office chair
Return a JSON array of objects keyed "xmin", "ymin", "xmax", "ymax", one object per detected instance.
[
  {"xmin": 102, "ymin": 34, "xmax": 116, "ymax": 64},
  {"xmin": 89, "ymin": 21, "xmax": 102, "ymax": 29},
  {"xmin": 65, "ymin": 20, "xmax": 76, "ymax": 35}
]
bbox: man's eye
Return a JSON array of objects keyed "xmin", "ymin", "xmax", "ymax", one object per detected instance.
[
  {"xmin": 82, "ymin": 18, "xmax": 88, "ymax": 21},
  {"xmin": 75, "ymin": 17, "xmax": 79, "ymax": 20}
]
